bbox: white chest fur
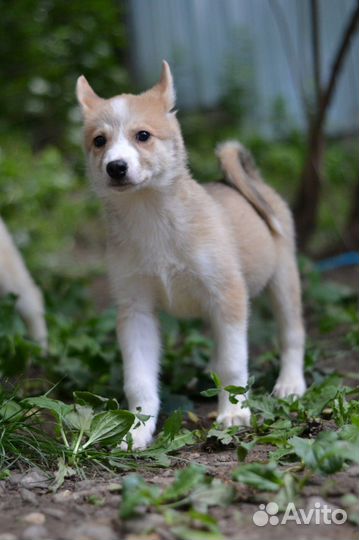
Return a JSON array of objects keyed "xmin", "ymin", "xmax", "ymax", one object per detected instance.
[{"xmin": 106, "ymin": 193, "xmax": 204, "ymax": 318}]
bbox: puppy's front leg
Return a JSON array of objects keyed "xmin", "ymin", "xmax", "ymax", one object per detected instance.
[
  {"xmin": 211, "ymin": 277, "xmax": 251, "ymax": 427},
  {"xmin": 117, "ymin": 307, "xmax": 161, "ymax": 449}
]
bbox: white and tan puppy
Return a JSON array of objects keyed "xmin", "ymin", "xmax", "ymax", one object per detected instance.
[
  {"xmin": 77, "ymin": 61, "xmax": 306, "ymax": 449},
  {"xmin": 0, "ymin": 216, "xmax": 47, "ymax": 349}
]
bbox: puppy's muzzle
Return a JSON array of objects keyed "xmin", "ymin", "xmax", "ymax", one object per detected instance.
[{"xmin": 106, "ymin": 160, "xmax": 128, "ymax": 184}]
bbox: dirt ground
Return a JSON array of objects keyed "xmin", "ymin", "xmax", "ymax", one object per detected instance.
[
  {"xmin": 0, "ymin": 267, "xmax": 358, "ymax": 540},
  {"xmin": 1, "ymin": 434, "xmax": 358, "ymax": 540}
]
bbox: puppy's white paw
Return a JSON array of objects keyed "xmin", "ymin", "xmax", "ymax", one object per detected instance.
[
  {"xmin": 273, "ymin": 375, "xmax": 306, "ymax": 398},
  {"xmin": 217, "ymin": 399, "xmax": 251, "ymax": 428},
  {"xmin": 120, "ymin": 419, "xmax": 156, "ymax": 451}
]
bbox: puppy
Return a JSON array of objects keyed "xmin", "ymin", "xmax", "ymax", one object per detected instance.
[
  {"xmin": 0, "ymin": 216, "xmax": 47, "ymax": 349},
  {"xmin": 76, "ymin": 61, "xmax": 306, "ymax": 449}
]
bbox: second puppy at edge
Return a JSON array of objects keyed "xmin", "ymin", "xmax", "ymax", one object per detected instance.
[{"xmin": 76, "ymin": 61, "xmax": 306, "ymax": 449}]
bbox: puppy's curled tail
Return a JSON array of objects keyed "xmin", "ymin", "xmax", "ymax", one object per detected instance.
[{"xmin": 215, "ymin": 140, "xmax": 283, "ymax": 235}]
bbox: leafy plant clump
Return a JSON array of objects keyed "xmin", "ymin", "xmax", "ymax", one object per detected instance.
[
  {"xmin": 120, "ymin": 464, "xmax": 234, "ymax": 539},
  {"xmin": 200, "ymin": 373, "xmax": 359, "ymax": 508},
  {"xmin": 0, "ymin": 389, "xmax": 200, "ymax": 487}
]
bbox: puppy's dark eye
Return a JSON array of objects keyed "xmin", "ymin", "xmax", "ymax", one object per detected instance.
[
  {"xmin": 94, "ymin": 135, "xmax": 107, "ymax": 148},
  {"xmin": 136, "ymin": 131, "xmax": 151, "ymax": 142}
]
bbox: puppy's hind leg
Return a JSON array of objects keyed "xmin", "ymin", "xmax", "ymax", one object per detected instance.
[
  {"xmin": 211, "ymin": 274, "xmax": 251, "ymax": 427},
  {"xmin": 269, "ymin": 243, "xmax": 306, "ymax": 398},
  {"xmin": 16, "ymin": 285, "xmax": 48, "ymax": 350},
  {"xmin": 0, "ymin": 218, "xmax": 47, "ymax": 349}
]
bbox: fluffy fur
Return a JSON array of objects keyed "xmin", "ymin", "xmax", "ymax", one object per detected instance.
[
  {"xmin": 77, "ymin": 61, "xmax": 306, "ymax": 449},
  {"xmin": 0, "ymin": 216, "xmax": 47, "ymax": 349}
]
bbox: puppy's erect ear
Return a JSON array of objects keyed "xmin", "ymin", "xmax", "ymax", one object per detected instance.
[
  {"xmin": 76, "ymin": 75, "xmax": 102, "ymax": 112},
  {"xmin": 156, "ymin": 60, "xmax": 176, "ymax": 111}
]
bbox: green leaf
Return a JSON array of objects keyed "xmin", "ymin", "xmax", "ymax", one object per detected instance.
[
  {"xmin": 255, "ymin": 424, "xmax": 302, "ymax": 446},
  {"xmin": 210, "ymin": 372, "xmax": 222, "ymax": 388},
  {"xmin": 245, "ymin": 394, "xmax": 279, "ymax": 421},
  {"xmin": 200, "ymin": 388, "xmax": 220, "ymax": 398},
  {"xmin": 0, "ymin": 470, "xmax": 11, "ymax": 480},
  {"xmin": 0, "ymin": 400, "xmax": 23, "ymax": 421},
  {"xmin": 120, "ymin": 474, "xmax": 160, "ymax": 518},
  {"xmin": 73, "ymin": 391, "xmax": 120, "ymax": 411},
  {"xmin": 189, "ymin": 478, "xmax": 234, "ymax": 512},
  {"xmin": 85, "ymin": 410, "xmax": 135, "ymax": 447},
  {"xmin": 237, "ymin": 441, "xmax": 256, "ymax": 461},
  {"xmin": 22, "ymin": 396, "xmax": 72, "ymax": 421},
  {"xmin": 145, "ymin": 428, "xmax": 197, "ymax": 457},
  {"xmin": 64, "ymin": 405, "xmax": 93, "ymax": 433},
  {"xmin": 332, "ymin": 392, "xmax": 359, "ymax": 426},
  {"xmin": 51, "ymin": 457, "xmax": 76, "ymax": 492},
  {"xmin": 340, "ymin": 418, "xmax": 359, "ymax": 445},
  {"xmin": 275, "ymin": 472, "xmax": 298, "ymax": 509},
  {"xmin": 233, "ymin": 462, "xmax": 284, "ymax": 491},
  {"xmin": 289, "ymin": 436, "xmax": 316, "ymax": 468},
  {"xmin": 149, "ymin": 429, "xmax": 197, "ymax": 453},
  {"xmin": 163, "ymin": 410, "xmax": 184, "ymax": 440},
  {"xmin": 289, "ymin": 430, "xmax": 359, "ymax": 474},
  {"xmin": 187, "ymin": 509, "xmax": 218, "ymax": 528},
  {"xmin": 161, "ymin": 465, "xmax": 206, "ymax": 503},
  {"xmin": 224, "ymin": 385, "xmax": 247, "ymax": 395},
  {"xmin": 269, "ymin": 446, "xmax": 295, "ymax": 463},
  {"xmin": 207, "ymin": 425, "xmax": 238, "ymax": 445},
  {"xmin": 302, "ymin": 375, "xmax": 342, "ymax": 417},
  {"xmin": 119, "ymin": 466, "xmax": 232, "ymax": 526}
]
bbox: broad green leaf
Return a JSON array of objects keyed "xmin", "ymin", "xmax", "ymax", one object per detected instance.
[
  {"xmin": 22, "ymin": 396, "xmax": 72, "ymax": 421},
  {"xmin": 289, "ymin": 437, "xmax": 316, "ymax": 469},
  {"xmin": 233, "ymin": 462, "xmax": 283, "ymax": 491},
  {"xmin": 64, "ymin": 405, "xmax": 93, "ymax": 432},
  {"xmin": 85, "ymin": 410, "xmax": 135, "ymax": 447},
  {"xmin": 0, "ymin": 400, "xmax": 22, "ymax": 421},
  {"xmin": 73, "ymin": 391, "xmax": 120, "ymax": 411}
]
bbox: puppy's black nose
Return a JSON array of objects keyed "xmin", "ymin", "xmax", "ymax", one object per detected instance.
[{"xmin": 106, "ymin": 160, "xmax": 128, "ymax": 180}]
